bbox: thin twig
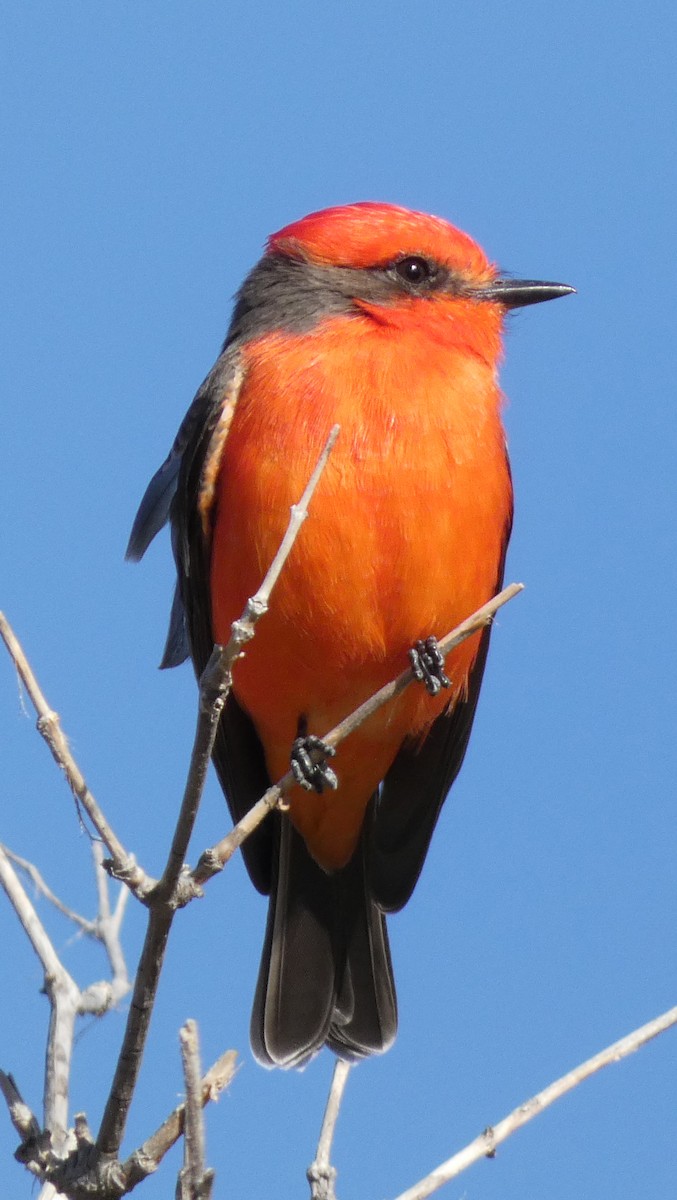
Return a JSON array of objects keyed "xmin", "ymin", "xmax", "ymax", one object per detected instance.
[
  {"xmin": 0, "ymin": 613, "xmax": 149, "ymax": 898},
  {"xmin": 177, "ymin": 1021, "xmax": 214, "ymax": 1200},
  {"xmin": 0, "ymin": 841, "xmax": 131, "ymax": 995},
  {"xmin": 79, "ymin": 844, "xmax": 131, "ymax": 1014},
  {"xmin": 307, "ymin": 1061, "xmax": 351, "ymax": 1200},
  {"xmin": 248, "ymin": 423, "xmax": 342, "ymax": 611},
  {"xmin": 193, "ymin": 581, "xmax": 524, "ymax": 884},
  {"xmin": 0, "ymin": 845, "xmax": 80, "ymax": 1147},
  {"xmin": 96, "ymin": 426, "xmax": 340, "ymax": 1160},
  {"xmin": 391, "ymin": 1003, "xmax": 677, "ymax": 1200},
  {"xmin": 0, "ymin": 835, "xmax": 133, "ymax": 1160},
  {"xmin": 93, "ymin": 839, "xmax": 111, "ymax": 922},
  {"xmin": 158, "ymin": 422, "xmax": 340, "ymax": 903},
  {"xmin": 0, "ymin": 847, "xmax": 85, "ymax": 983},
  {"xmin": 122, "ymin": 1050, "xmax": 237, "ymax": 1191},
  {"xmin": 0, "ymin": 846, "xmax": 94, "ymax": 934},
  {"xmin": 179, "ymin": 1021, "xmax": 206, "ymax": 1194},
  {"xmin": 92, "ymin": 843, "xmax": 131, "ymax": 999}
]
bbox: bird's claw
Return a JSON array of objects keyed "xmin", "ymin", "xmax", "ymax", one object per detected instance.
[
  {"xmin": 291, "ymin": 735, "xmax": 338, "ymax": 794},
  {"xmin": 409, "ymin": 636, "xmax": 451, "ymax": 696}
]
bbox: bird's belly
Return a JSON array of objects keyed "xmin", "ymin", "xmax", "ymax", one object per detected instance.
[{"xmin": 209, "ymin": 333, "xmax": 511, "ymax": 867}]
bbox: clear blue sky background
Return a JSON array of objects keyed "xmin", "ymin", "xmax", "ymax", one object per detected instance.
[{"xmin": 1, "ymin": 4, "xmax": 676, "ymax": 1198}]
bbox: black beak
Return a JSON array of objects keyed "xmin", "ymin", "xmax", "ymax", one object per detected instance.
[{"xmin": 478, "ymin": 279, "xmax": 576, "ymax": 308}]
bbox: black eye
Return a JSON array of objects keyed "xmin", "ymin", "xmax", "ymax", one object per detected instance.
[{"xmin": 394, "ymin": 256, "xmax": 433, "ymax": 286}]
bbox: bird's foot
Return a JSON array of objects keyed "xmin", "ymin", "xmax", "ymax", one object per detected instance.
[
  {"xmin": 291, "ymin": 735, "xmax": 338, "ymax": 794},
  {"xmin": 409, "ymin": 636, "xmax": 451, "ymax": 696}
]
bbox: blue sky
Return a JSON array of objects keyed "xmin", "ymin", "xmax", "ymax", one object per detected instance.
[{"xmin": 1, "ymin": 3, "xmax": 676, "ymax": 1197}]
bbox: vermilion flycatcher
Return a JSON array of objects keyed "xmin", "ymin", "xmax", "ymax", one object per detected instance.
[{"xmin": 128, "ymin": 202, "xmax": 573, "ymax": 1067}]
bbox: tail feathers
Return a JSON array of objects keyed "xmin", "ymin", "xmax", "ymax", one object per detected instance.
[
  {"xmin": 251, "ymin": 818, "xmax": 397, "ymax": 1069},
  {"xmin": 326, "ymin": 892, "xmax": 396, "ymax": 1060},
  {"xmin": 251, "ymin": 819, "xmax": 335, "ymax": 1068}
]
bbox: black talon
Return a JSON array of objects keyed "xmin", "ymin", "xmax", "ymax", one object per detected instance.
[
  {"xmin": 409, "ymin": 636, "xmax": 451, "ymax": 697},
  {"xmin": 290, "ymin": 735, "xmax": 338, "ymax": 794}
]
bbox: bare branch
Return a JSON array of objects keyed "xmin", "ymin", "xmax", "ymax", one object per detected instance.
[
  {"xmin": 0, "ymin": 1071, "xmax": 42, "ymax": 1151},
  {"xmin": 122, "ymin": 1050, "xmax": 238, "ymax": 1191},
  {"xmin": 0, "ymin": 1044, "xmax": 235, "ymax": 1199},
  {"xmin": 0, "ymin": 840, "xmax": 131, "ymax": 998},
  {"xmin": 391, "ymin": 1003, "xmax": 677, "ymax": 1200},
  {"xmin": 0, "ymin": 845, "xmax": 94, "ymax": 934},
  {"xmin": 0, "ymin": 830, "xmax": 134, "ymax": 1190},
  {"xmin": 84, "ymin": 844, "xmax": 131, "ymax": 1010},
  {"xmin": 319, "ymin": 581, "xmax": 524, "ymax": 751},
  {"xmin": 0, "ymin": 838, "xmax": 131, "ymax": 1025},
  {"xmin": 93, "ymin": 839, "xmax": 112, "ymax": 922},
  {"xmin": 97, "ymin": 426, "xmax": 340, "ymax": 1160},
  {"xmin": 246, "ymin": 422, "xmax": 341, "ymax": 612},
  {"xmin": 193, "ymin": 582, "xmax": 524, "ymax": 884},
  {"xmin": 158, "ymin": 422, "xmax": 341, "ymax": 903},
  {"xmin": 96, "ymin": 904, "xmax": 173, "ymax": 1158},
  {"xmin": 176, "ymin": 1021, "xmax": 214, "ymax": 1200},
  {"xmin": 0, "ymin": 612, "xmax": 150, "ymax": 898},
  {"xmin": 0, "ymin": 845, "xmax": 79, "ymax": 988},
  {"xmin": 307, "ymin": 1061, "xmax": 351, "ymax": 1200},
  {"xmin": 0, "ymin": 844, "xmax": 80, "ymax": 1144}
]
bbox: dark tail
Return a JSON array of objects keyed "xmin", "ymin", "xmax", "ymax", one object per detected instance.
[{"xmin": 251, "ymin": 817, "xmax": 397, "ymax": 1068}]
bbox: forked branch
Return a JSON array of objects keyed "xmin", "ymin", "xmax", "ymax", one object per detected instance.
[
  {"xmin": 95, "ymin": 424, "xmax": 342, "ymax": 1162},
  {"xmin": 0, "ymin": 841, "xmax": 132, "ymax": 1154}
]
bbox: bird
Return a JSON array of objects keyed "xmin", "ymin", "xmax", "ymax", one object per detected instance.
[{"xmin": 127, "ymin": 201, "xmax": 573, "ymax": 1068}]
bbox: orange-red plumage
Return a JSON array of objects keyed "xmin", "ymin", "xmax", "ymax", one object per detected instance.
[
  {"xmin": 267, "ymin": 201, "xmax": 495, "ymax": 278},
  {"xmin": 129, "ymin": 202, "xmax": 572, "ymax": 1067},
  {"xmin": 210, "ymin": 303, "xmax": 512, "ymax": 869}
]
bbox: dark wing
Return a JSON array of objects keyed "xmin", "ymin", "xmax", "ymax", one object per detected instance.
[
  {"xmin": 126, "ymin": 349, "xmax": 242, "ymax": 564},
  {"xmin": 154, "ymin": 346, "xmax": 275, "ymax": 894},
  {"xmin": 126, "ymin": 456, "xmax": 182, "ymax": 565},
  {"xmin": 367, "ymin": 521, "xmax": 513, "ymax": 914},
  {"xmin": 162, "ymin": 348, "xmax": 244, "ymax": 673},
  {"xmin": 210, "ymin": 692, "xmax": 275, "ymax": 894}
]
